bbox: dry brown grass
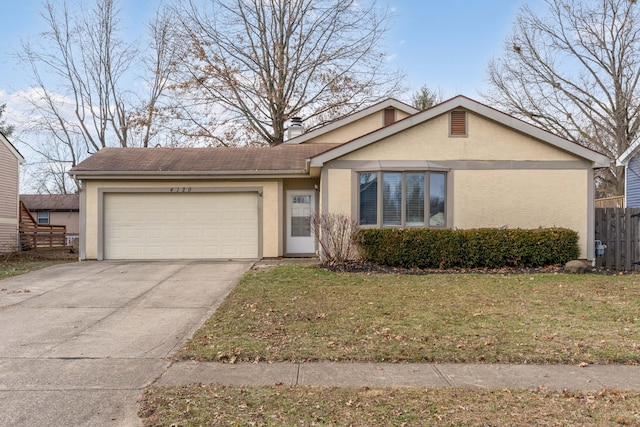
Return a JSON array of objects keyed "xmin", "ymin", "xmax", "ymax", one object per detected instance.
[
  {"xmin": 177, "ymin": 265, "xmax": 640, "ymax": 365},
  {"xmin": 141, "ymin": 265, "xmax": 640, "ymax": 426},
  {"xmin": 140, "ymin": 384, "xmax": 640, "ymax": 426},
  {"xmin": 0, "ymin": 250, "xmax": 76, "ymax": 280}
]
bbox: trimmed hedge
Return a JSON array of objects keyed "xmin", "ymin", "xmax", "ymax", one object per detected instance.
[{"xmin": 356, "ymin": 228, "xmax": 580, "ymax": 269}]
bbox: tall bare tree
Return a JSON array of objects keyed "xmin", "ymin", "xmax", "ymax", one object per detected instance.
[
  {"xmin": 14, "ymin": 0, "xmax": 177, "ymax": 192},
  {"xmin": 484, "ymin": 0, "xmax": 640, "ymax": 197},
  {"xmin": 171, "ymin": 0, "xmax": 403, "ymax": 146},
  {"xmin": 129, "ymin": 6, "xmax": 182, "ymax": 148}
]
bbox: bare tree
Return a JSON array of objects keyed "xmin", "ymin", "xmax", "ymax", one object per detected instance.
[
  {"xmin": 14, "ymin": 0, "xmax": 177, "ymax": 192},
  {"xmin": 311, "ymin": 212, "xmax": 360, "ymax": 265},
  {"xmin": 129, "ymin": 6, "xmax": 182, "ymax": 147},
  {"xmin": 171, "ymin": 0, "xmax": 404, "ymax": 146},
  {"xmin": 484, "ymin": 0, "xmax": 640, "ymax": 197},
  {"xmin": 412, "ymin": 85, "xmax": 444, "ymax": 110},
  {"xmin": 17, "ymin": 0, "xmax": 136, "ymax": 153}
]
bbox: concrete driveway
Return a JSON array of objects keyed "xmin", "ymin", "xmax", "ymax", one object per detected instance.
[{"xmin": 0, "ymin": 260, "xmax": 253, "ymax": 426}]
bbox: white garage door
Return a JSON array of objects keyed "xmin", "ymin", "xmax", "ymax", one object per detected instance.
[{"xmin": 103, "ymin": 192, "xmax": 259, "ymax": 260}]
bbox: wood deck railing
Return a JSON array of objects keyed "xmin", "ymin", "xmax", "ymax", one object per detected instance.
[{"xmin": 18, "ymin": 201, "xmax": 67, "ymax": 249}]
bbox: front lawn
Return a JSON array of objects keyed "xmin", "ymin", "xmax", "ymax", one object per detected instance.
[
  {"xmin": 140, "ymin": 385, "xmax": 640, "ymax": 426},
  {"xmin": 177, "ymin": 265, "xmax": 640, "ymax": 365},
  {"xmin": 142, "ymin": 265, "xmax": 640, "ymax": 426}
]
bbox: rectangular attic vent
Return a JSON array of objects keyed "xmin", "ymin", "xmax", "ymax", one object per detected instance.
[
  {"xmin": 450, "ymin": 110, "xmax": 467, "ymax": 136},
  {"xmin": 384, "ymin": 108, "xmax": 396, "ymax": 126}
]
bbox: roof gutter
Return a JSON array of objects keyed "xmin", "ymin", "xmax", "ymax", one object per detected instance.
[{"xmin": 69, "ymin": 169, "xmax": 311, "ymax": 180}]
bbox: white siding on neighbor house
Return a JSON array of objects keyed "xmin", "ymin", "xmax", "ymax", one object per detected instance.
[{"xmin": 626, "ymin": 155, "xmax": 640, "ymax": 207}]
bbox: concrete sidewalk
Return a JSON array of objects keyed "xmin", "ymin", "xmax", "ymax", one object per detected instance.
[{"xmin": 157, "ymin": 361, "xmax": 640, "ymax": 391}]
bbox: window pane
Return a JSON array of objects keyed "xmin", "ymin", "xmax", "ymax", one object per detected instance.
[
  {"xmin": 359, "ymin": 173, "xmax": 378, "ymax": 225},
  {"xmin": 37, "ymin": 212, "xmax": 49, "ymax": 225},
  {"xmin": 383, "ymin": 173, "xmax": 402, "ymax": 226},
  {"xmin": 429, "ymin": 173, "xmax": 446, "ymax": 227},
  {"xmin": 291, "ymin": 194, "xmax": 312, "ymax": 237},
  {"xmin": 405, "ymin": 173, "xmax": 424, "ymax": 226}
]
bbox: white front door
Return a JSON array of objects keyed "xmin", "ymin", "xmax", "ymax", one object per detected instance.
[{"xmin": 286, "ymin": 190, "xmax": 316, "ymax": 254}]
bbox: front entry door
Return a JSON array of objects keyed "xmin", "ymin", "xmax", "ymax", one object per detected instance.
[{"xmin": 286, "ymin": 190, "xmax": 316, "ymax": 254}]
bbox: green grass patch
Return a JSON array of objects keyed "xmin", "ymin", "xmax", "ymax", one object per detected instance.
[
  {"xmin": 140, "ymin": 384, "xmax": 640, "ymax": 426},
  {"xmin": 0, "ymin": 259, "xmax": 71, "ymax": 280},
  {"xmin": 177, "ymin": 265, "xmax": 640, "ymax": 364}
]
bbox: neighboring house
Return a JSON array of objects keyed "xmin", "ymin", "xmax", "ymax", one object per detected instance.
[
  {"xmin": 20, "ymin": 194, "xmax": 80, "ymax": 238},
  {"xmin": 616, "ymin": 143, "xmax": 640, "ymax": 207},
  {"xmin": 69, "ymin": 96, "xmax": 610, "ymax": 261},
  {"xmin": 0, "ymin": 132, "xmax": 24, "ymax": 254}
]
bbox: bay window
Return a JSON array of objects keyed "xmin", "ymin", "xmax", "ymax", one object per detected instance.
[{"xmin": 358, "ymin": 171, "xmax": 447, "ymax": 228}]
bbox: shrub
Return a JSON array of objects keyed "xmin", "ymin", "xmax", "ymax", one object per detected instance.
[
  {"xmin": 356, "ymin": 227, "xmax": 579, "ymax": 269},
  {"xmin": 311, "ymin": 212, "xmax": 359, "ymax": 265}
]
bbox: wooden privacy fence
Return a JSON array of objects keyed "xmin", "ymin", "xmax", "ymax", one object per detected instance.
[
  {"xmin": 594, "ymin": 196, "xmax": 625, "ymax": 208},
  {"xmin": 594, "ymin": 207, "xmax": 640, "ymax": 271}
]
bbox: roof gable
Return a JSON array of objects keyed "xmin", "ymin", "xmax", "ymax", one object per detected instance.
[
  {"xmin": 310, "ymin": 95, "xmax": 611, "ymax": 168},
  {"xmin": 617, "ymin": 140, "xmax": 640, "ymax": 167},
  {"xmin": 283, "ymin": 98, "xmax": 419, "ymax": 145},
  {"xmin": 0, "ymin": 131, "xmax": 24, "ymax": 164}
]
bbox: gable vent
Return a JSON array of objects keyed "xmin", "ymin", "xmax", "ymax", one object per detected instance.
[
  {"xmin": 384, "ymin": 107, "xmax": 396, "ymax": 126},
  {"xmin": 450, "ymin": 110, "xmax": 467, "ymax": 136}
]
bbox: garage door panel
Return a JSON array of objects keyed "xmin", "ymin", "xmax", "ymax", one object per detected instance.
[{"xmin": 104, "ymin": 192, "xmax": 258, "ymax": 260}]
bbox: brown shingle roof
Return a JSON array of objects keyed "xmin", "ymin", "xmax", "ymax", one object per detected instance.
[
  {"xmin": 20, "ymin": 194, "xmax": 79, "ymax": 211},
  {"xmin": 70, "ymin": 145, "xmax": 340, "ymax": 175}
]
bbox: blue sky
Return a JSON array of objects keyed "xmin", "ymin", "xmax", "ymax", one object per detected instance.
[
  {"xmin": 387, "ymin": 0, "xmax": 535, "ymax": 98},
  {"xmin": 0, "ymin": 0, "xmax": 537, "ymax": 105}
]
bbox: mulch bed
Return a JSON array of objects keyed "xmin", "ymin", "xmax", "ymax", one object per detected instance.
[{"xmin": 322, "ymin": 260, "xmax": 627, "ymax": 275}]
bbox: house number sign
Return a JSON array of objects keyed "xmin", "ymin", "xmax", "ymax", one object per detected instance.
[{"xmin": 170, "ymin": 187, "xmax": 192, "ymax": 192}]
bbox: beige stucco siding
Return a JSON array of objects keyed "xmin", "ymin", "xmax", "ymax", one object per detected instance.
[
  {"xmin": 453, "ymin": 169, "xmax": 589, "ymax": 257},
  {"xmin": 324, "ymin": 169, "xmax": 352, "ymax": 215},
  {"xmin": 81, "ymin": 179, "xmax": 281, "ymax": 260},
  {"xmin": 323, "ymin": 167, "xmax": 590, "ymax": 258},
  {"xmin": 339, "ymin": 112, "xmax": 582, "ymax": 162},
  {"xmin": 306, "ymin": 110, "xmax": 407, "ymax": 144},
  {"xmin": 322, "ymin": 111, "xmax": 593, "ymax": 258}
]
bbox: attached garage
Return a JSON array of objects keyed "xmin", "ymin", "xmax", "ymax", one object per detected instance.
[{"xmin": 102, "ymin": 191, "xmax": 259, "ymax": 260}]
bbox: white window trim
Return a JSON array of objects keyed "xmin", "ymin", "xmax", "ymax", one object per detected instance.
[{"xmin": 37, "ymin": 211, "xmax": 50, "ymax": 225}]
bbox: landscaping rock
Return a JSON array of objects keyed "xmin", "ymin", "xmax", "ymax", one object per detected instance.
[{"xmin": 564, "ymin": 259, "xmax": 590, "ymax": 274}]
